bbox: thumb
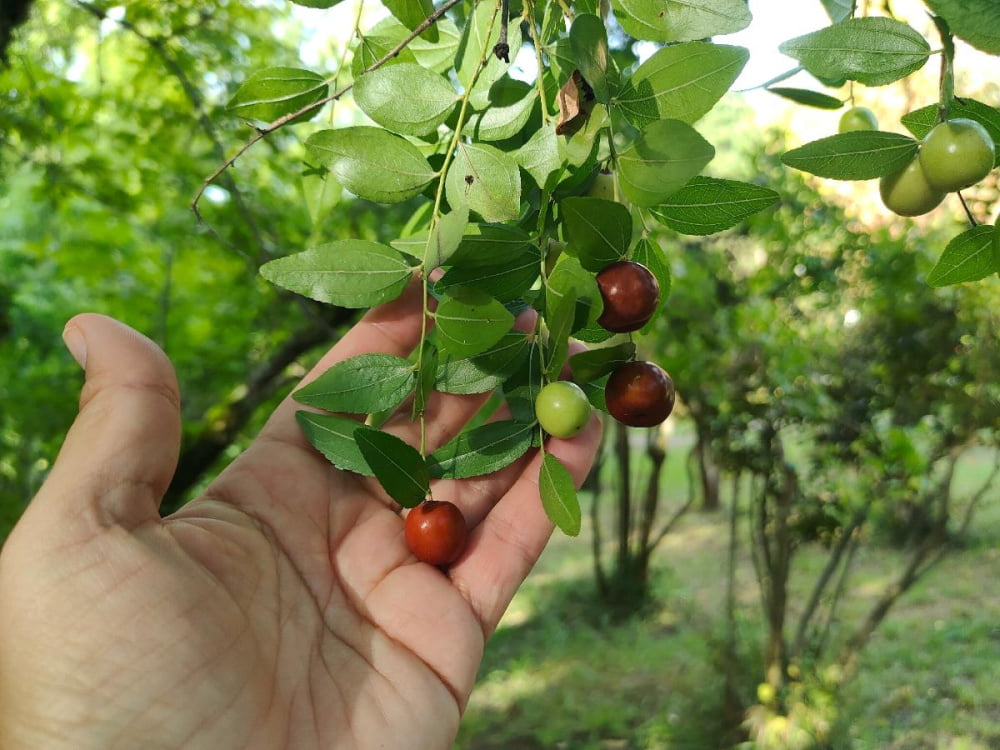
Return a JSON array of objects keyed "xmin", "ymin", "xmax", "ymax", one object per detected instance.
[{"xmin": 33, "ymin": 314, "xmax": 181, "ymax": 530}]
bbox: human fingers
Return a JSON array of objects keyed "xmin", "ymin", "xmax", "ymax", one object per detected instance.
[
  {"xmin": 27, "ymin": 314, "xmax": 181, "ymax": 531},
  {"xmin": 447, "ymin": 412, "xmax": 602, "ymax": 637}
]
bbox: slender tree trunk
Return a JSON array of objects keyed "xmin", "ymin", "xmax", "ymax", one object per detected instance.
[{"xmin": 695, "ymin": 429, "xmax": 721, "ymax": 511}]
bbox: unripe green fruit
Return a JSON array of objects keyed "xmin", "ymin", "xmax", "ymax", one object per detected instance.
[
  {"xmin": 918, "ymin": 118, "xmax": 995, "ymax": 192},
  {"xmin": 535, "ymin": 381, "xmax": 592, "ymax": 439},
  {"xmin": 879, "ymin": 157, "xmax": 945, "ymax": 217},
  {"xmin": 586, "ymin": 170, "xmax": 617, "ymax": 201},
  {"xmin": 838, "ymin": 106, "xmax": 878, "ymax": 133}
]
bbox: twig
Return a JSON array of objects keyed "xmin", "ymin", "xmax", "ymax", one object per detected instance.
[
  {"xmin": 493, "ymin": 0, "xmax": 510, "ymax": 62},
  {"xmin": 190, "ymin": 0, "xmax": 465, "ymax": 220}
]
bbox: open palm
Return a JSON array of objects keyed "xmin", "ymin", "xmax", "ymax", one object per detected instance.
[{"xmin": 0, "ymin": 285, "xmax": 601, "ymax": 750}]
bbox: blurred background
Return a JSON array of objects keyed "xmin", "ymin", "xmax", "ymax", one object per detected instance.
[{"xmin": 2, "ymin": 0, "xmax": 999, "ymax": 748}]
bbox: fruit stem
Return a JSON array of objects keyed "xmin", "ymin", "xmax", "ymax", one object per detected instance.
[
  {"xmin": 957, "ymin": 192, "xmax": 978, "ymax": 227},
  {"xmin": 931, "ymin": 14, "xmax": 955, "ymax": 123},
  {"xmin": 524, "ymin": 0, "xmax": 551, "ymax": 125}
]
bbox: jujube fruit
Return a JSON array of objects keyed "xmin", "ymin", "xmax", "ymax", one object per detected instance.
[
  {"xmin": 918, "ymin": 118, "xmax": 995, "ymax": 192},
  {"xmin": 596, "ymin": 260, "xmax": 660, "ymax": 333},
  {"xmin": 879, "ymin": 156, "xmax": 945, "ymax": 217},
  {"xmin": 586, "ymin": 169, "xmax": 617, "ymax": 201},
  {"xmin": 405, "ymin": 500, "xmax": 468, "ymax": 567},
  {"xmin": 838, "ymin": 106, "xmax": 878, "ymax": 133},
  {"xmin": 535, "ymin": 381, "xmax": 592, "ymax": 439},
  {"xmin": 605, "ymin": 360, "xmax": 675, "ymax": 428}
]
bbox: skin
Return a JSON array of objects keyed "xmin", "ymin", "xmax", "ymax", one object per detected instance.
[{"xmin": 0, "ymin": 283, "xmax": 602, "ymax": 750}]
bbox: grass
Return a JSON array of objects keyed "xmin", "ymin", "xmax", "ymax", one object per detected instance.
[{"xmin": 455, "ymin": 436, "xmax": 1000, "ymax": 750}]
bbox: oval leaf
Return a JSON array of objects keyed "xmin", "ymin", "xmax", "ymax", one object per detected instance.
[
  {"xmin": 617, "ymin": 119, "xmax": 715, "ymax": 207},
  {"xmin": 293, "ymin": 353, "xmax": 416, "ymax": 414},
  {"xmin": 436, "ymin": 245, "xmax": 541, "ymax": 302},
  {"xmin": 650, "ymin": 176, "xmax": 780, "ymax": 235},
  {"xmin": 781, "ymin": 131, "xmax": 918, "ymax": 180},
  {"xmin": 446, "ymin": 142, "xmax": 522, "ymax": 222},
  {"xmin": 766, "ymin": 87, "xmax": 844, "ymax": 110},
  {"xmin": 435, "ymin": 331, "xmax": 531, "ymax": 395},
  {"xmin": 260, "ymin": 241, "xmax": 413, "ymax": 308},
  {"xmin": 560, "ymin": 196, "xmax": 632, "ymax": 271},
  {"xmin": 570, "ymin": 13, "xmax": 613, "ymax": 103},
  {"xmin": 354, "ymin": 63, "xmax": 456, "ymax": 136},
  {"xmin": 227, "ymin": 67, "xmax": 328, "ymax": 124},
  {"xmin": 448, "ymin": 223, "xmax": 533, "ymax": 268},
  {"xmin": 539, "ymin": 453, "xmax": 581, "ymax": 536},
  {"xmin": 434, "ymin": 286, "xmax": 515, "ymax": 357},
  {"xmin": 569, "ymin": 341, "xmax": 636, "ymax": 383},
  {"xmin": 617, "ymin": 43, "xmax": 749, "ymax": 128},
  {"xmin": 924, "ymin": 0, "xmax": 1000, "ymax": 55},
  {"xmin": 355, "ymin": 427, "xmax": 429, "ymax": 508},
  {"xmin": 927, "ymin": 225, "xmax": 997, "ymax": 287},
  {"xmin": 296, "ymin": 411, "xmax": 373, "ymax": 476},
  {"xmin": 456, "ymin": 2, "xmax": 523, "ymax": 109},
  {"xmin": 427, "ymin": 420, "xmax": 535, "ymax": 479},
  {"xmin": 614, "ymin": 0, "xmax": 751, "ymax": 43},
  {"xmin": 306, "ymin": 127, "xmax": 436, "ymax": 203},
  {"xmin": 779, "ymin": 17, "xmax": 930, "ymax": 87}
]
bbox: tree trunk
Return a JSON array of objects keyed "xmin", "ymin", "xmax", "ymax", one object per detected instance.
[{"xmin": 695, "ymin": 429, "xmax": 721, "ymax": 511}]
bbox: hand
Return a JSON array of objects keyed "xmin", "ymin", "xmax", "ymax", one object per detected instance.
[{"xmin": 0, "ymin": 285, "xmax": 601, "ymax": 750}]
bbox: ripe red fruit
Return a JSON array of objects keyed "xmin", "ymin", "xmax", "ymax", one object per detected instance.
[
  {"xmin": 605, "ymin": 360, "xmax": 675, "ymax": 427},
  {"xmin": 405, "ymin": 500, "xmax": 468, "ymax": 567},
  {"xmin": 596, "ymin": 260, "xmax": 660, "ymax": 333}
]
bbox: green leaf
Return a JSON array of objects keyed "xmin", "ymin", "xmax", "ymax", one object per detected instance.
[
  {"xmin": 613, "ymin": 0, "xmax": 751, "ymax": 43},
  {"xmin": 616, "ymin": 43, "xmax": 749, "ymax": 129},
  {"xmin": 539, "ymin": 453, "xmax": 581, "ymax": 536},
  {"xmin": 926, "ymin": 225, "xmax": 997, "ymax": 287},
  {"xmin": 516, "ymin": 124, "xmax": 563, "ymax": 188},
  {"xmin": 296, "ymin": 411, "xmax": 373, "ymax": 475},
  {"xmin": 427, "ymin": 420, "xmax": 535, "ymax": 479},
  {"xmin": 781, "ymin": 131, "xmax": 918, "ymax": 179},
  {"xmin": 650, "ymin": 176, "xmax": 780, "ymax": 235},
  {"xmin": 617, "ymin": 119, "xmax": 715, "ymax": 207},
  {"xmin": 436, "ymin": 245, "xmax": 541, "ymax": 302},
  {"xmin": 301, "ymin": 169, "xmax": 341, "ymax": 228},
  {"xmin": 423, "ymin": 206, "xmax": 470, "ymax": 269},
  {"xmin": 779, "ymin": 17, "xmax": 930, "ymax": 87},
  {"xmin": 582, "ymin": 375, "xmax": 609, "ymax": 411},
  {"xmin": 227, "ymin": 67, "xmax": 328, "ymax": 124},
  {"xmin": 546, "ymin": 254, "xmax": 602, "ymax": 331},
  {"xmin": 629, "ymin": 237, "xmax": 672, "ymax": 309},
  {"xmin": 354, "ymin": 63, "xmax": 457, "ymax": 136},
  {"xmin": 351, "ymin": 18, "xmax": 418, "ymax": 78},
  {"xmin": 305, "ymin": 127, "xmax": 435, "ymax": 203},
  {"xmin": 560, "ymin": 196, "xmax": 632, "ymax": 272},
  {"xmin": 464, "ymin": 80, "xmax": 538, "ymax": 142},
  {"xmin": 544, "ymin": 285, "xmax": 578, "ymax": 379},
  {"xmin": 410, "ymin": 19, "xmax": 463, "ymax": 71},
  {"xmin": 569, "ymin": 341, "xmax": 636, "ymax": 382},
  {"xmin": 291, "ymin": 0, "xmax": 343, "ymax": 7},
  {"xmin": 381, "ymin": 0, "xmax": 438, "ymax": 42},
  {"xmin": 820, "ymin": 0, "xmax": 853, "ymax": 23},
  {"xmin": 434, "ymin": 286, "xmax": 515, "ymax": 357},
  {"xmin": 413, "ymin": 340, "xmax": 439, "ymax": 419},
  {"xmin": 455, "ymin": 2, "xmax": 523, "ymax": 109},
  {"xmin": 901, "ymin": 100, "xmax": 1000, "ymax": 166},
  {"xmin": 260, "ymin": 240, "xmax": 413, "ymax": 307},
  {"xmin": 448, "ymin": 223, "xmax": 534, "ymax": 267},
  {"xmin": 293, "ymin": 353, "xmax": 415, "ymax": 414},
  {"xmin": 445, "ymin": 142, "xmax": 521, "ymax": 222},
  {"xmin": 924, "ymin": 0, "xmax": 1000, "ymax": 55},
  {"xmin": 435, "ymin": 331, "xmax": 531, "ymax": 394},
  {"xmin": 766, "ymin": 87, "xmax": 844, "ymax": 110},
  {"xmin": 570, "ymin": 14, "xmax": 613, "ymax": 104},
  {"xmin": 354, "ymin": 427, "xmax": 429, "ymax": 508},
  {"xmin": 503, "ymin": 340, "xmax": 545, "ymax": 422}
]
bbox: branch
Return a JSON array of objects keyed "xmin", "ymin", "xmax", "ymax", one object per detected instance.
[
  {"xmin": 72, "ymin": 0, "xmax": 270, "ymax": 263},
  {"xmin": 190, "ymin": 0, "xmax": 466, "ymax": 219}
]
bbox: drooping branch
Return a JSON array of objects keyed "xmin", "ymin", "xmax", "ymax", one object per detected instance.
[
  {"xmin": 190, "ymin": 0, "xmax": 466, "ymax": 220},
  {"xmin": 72, "ymin": 0, "xmax": 270, "ymax": 264}
]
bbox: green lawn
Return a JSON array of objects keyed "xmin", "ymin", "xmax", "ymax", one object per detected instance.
[{"xmin": 456, "ymin": 442, "xmax": 1000, "ymax": 750}]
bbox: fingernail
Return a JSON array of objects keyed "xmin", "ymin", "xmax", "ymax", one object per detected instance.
[{"xmin": 62, "ymin": 325, "xmax": 88, "ymax": 369}]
